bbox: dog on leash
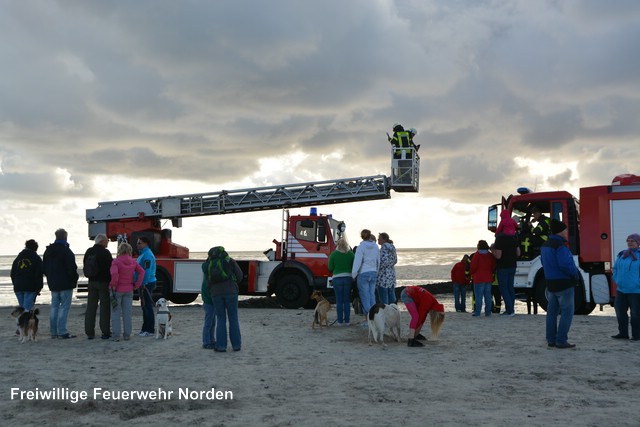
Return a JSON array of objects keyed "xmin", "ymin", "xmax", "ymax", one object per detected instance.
[
  {"xmin": 311, "ymin": 290, "xmax": 331, "ymax": 329},
  {"xmin": 154, "ymin": 298, "xmax": 173, "ymax": 339},
  {"xmin": 12, "ymin": 307, "xmax": 40, "ymax": 343}
]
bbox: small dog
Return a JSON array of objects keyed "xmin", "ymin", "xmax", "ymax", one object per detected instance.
[
  {"xmin": 384, "ymin": 303, "xmax": 402, "ymax": 343},
  {"xmin": 155, "ymin": 298, "xmax": 173, "ymax": 339},
  {"xmin": 12, "ymin": 307, "xmax": 40, "ymax": 343},
  {"xmin": 368, "ymin": 303, "xmax": 387, "ymax": 347},
  {"xmin": 311, "ymin": 290, "xmax": 331, "ymax": 329}
]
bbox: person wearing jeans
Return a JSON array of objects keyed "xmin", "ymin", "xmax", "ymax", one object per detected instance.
[
  {"xmin": 205, "ymin": 246, "xmax": 243, "ymax": 352},
  {"xmin": 43, "ymin": 229, "xmax": 79, "ymax": 339},
  {"xmin": 351, "ymin": 229, "xmax": 379, "ymax": 326},
  {"xmin": 470, "ymin": 240, "xmax": 496, "ymax": 317},
  {"xmin": 200, "ymin": 268, "xmax": 216, "ymax": 349},
  {"xmin": 541, "ymin": 219, "xmax": 578, "ymax": 348},
  {"xmin": 328, "ymin": 238, "xmax": 355, "ymax": 326},
  {"xmin": 136, "ymin": 237, "xmax": 157, "ymax": 337},
  {"xmin": 49, "ymin": 289, "xmax": 73, "ymax": 338},
  {"xmin": 11, "ymin": 239, "xmax": 43, "ymax": 312},
  {"xmin": 493, "ymin": 233, "xmax": 520, "ymax": 316}
]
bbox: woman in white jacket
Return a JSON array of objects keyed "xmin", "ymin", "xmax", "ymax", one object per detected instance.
[{"xmin": 352, "ymin": 229, "xmax": 380, "ymax": 326}]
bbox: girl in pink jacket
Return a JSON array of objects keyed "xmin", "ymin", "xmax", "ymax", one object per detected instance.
[{"xmin": 109, "ymin": 243, "xmax": 145, "ymax": 341}]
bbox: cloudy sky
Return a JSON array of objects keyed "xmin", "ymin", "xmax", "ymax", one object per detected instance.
[{"xmin": 1, "ymin": 0, "xmax": 639, "ymax": 255}]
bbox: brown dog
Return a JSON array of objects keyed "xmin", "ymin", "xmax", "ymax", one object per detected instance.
[{"xmin": 311, "ymin": 290, "xmax": 331, "ymax": 329}]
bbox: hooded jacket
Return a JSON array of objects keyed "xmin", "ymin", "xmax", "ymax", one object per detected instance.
[
  {"xmin": 43, "ymin": 240, "xmax": 79, "ymax": 292},
  {"xmin": 11, "ymin": 248, "xmax": 44, "ymax": 293},
  {"xmin": 351, "ymin": 240, "xmax": 380, "ymax": 278},
  {"xmin": 110, "ymin": 254, "xmax": 145, "ymax": 293}
]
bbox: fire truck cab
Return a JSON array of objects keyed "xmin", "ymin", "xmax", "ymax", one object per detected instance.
[{"xmin": 487, "ymin": 174, "xmax": 640, "ymax": 315}]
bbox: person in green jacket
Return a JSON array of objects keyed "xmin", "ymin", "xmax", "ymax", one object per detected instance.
[{"xmin": 328, "ymin": 238, "xmax": 355, "ymax": 326}]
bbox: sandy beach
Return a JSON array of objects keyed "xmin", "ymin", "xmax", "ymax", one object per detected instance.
[{"xmin": 2, "ymin": 295, "xmax": 640, "ymax": 427}]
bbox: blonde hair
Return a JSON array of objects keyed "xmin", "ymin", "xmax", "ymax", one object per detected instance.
[
  {"xmin": 429, "ymin": 311, "xmax": 445, "ymax": 338},
  {"xmin": 117, "ymin": 242, "xmax": 133, "ymax": 256},
  {"xmin": 336, "ymin": 238, "xmax": 350, "ymax": 253}
]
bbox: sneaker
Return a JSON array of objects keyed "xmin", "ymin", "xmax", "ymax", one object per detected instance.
[
  {"xmin": 101, "ymin": 334, "xmax": 111, "ymax": 340},
  {"xmin": 138, "ymin": 331, "xmax": 153, "ymax": 337},
  {"xmin": 508, "ymin": 313, "xmax": 515, "ymax": 317},
  {"xmin": 499, "ymin": 312, "xmax": 510, "ymax": 316},
  {"xmin": 611, "ymin": 334, "xmax": 629, "ymax": 339},
  {"xmin": 112, "ymin": 337, "xmax": 120, "ymax": 342},
  {"xmin": 344, "ymin": 323, "xmax": 351, "ymax": 327},
  {"xmin": 471, "ymin": 313, "xmax": 480, "ymax": 317},
  {"xmin": 360, "ymin": 322, "xmax": 368, "ymax": 328},
  {"xmin": 415, "ymin": 333, "xmax": 427, "ymax": 341},
  {"xmin": 123, "ymin": 335, "xmax": 130, "ymax": 341},
  {"xmin": 547, "ymin": 342, "xmax": 556, "ymax": 347},
  {"xmin": 202, "ymin": 344, "xmax": 215, "ymax": 349},
  {"xmin": 87, "ymin": 335, "xmax": 95, "ymax": 340}
]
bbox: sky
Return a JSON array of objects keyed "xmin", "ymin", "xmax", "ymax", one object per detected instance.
[{"xmin": 1, "ymin": 0, "xmax": 640, "ymax": 255}]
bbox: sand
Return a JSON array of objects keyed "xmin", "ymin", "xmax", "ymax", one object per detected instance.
[{"xmin": 2, "ymin": 295, "xmax": 640, "ymax": 427}]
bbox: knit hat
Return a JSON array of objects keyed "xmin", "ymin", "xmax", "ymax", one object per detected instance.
[
  {"xmin": 550, "ymin": 219, "xmax": 567, "ymax": 234},
  {"xmin": 627, "ymin": 234, "xmax": 640, "ymax": 245}
]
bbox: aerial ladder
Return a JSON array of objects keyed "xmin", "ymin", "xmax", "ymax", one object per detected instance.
[{"xmin": 86, "ymin": 148, "xmax": 420, "ymax": 306}]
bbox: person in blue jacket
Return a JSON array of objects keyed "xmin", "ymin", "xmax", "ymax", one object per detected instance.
[
  {"xmin": 540, "ymin": 219, "xmax": 578, "ymax": 349},
  {"xmin": 136, "ymin": 236, "xmax": 157, "ymax": 336},
  {"xmin": 611, "ymin": 233, "xmax": 640, "ymax": 341}
]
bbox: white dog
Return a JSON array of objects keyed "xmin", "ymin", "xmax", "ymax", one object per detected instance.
[
  {"xmin": 383, "ymin": 303, "xmax": 402, "ymax": 343},
  {"xmin": 368, "ymin": 303, "xmax": 387, "ymax": 347},
  {"xmin": 155, "ymin": 298, "xmax": 173, "ymax": 340}
]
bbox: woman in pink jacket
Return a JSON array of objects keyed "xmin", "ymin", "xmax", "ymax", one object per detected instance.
[{"xmin": 109, "ymin": 243, "xmax": 145, "ymax": 341}]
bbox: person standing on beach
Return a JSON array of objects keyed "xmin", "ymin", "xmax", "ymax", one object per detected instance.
[
  {"xmin": 470, "ymin": 240, "xmax": 496, "ymax": 317},
  {"xmin": 83, "ymin": 234, "xmax": 113, "ymax": 340},
  {"xmin": 451, "ymin": 254, "xmax": 470, "ymax": 312},
  {"xmin": 541, "ymin": 219, "xmax": 578, "ymax": 349},
  {"xmin": 400, "ymin": 285, "xmax": 445, "ymax": 347},
  {"xmin": 201, "ymin": 259, "xmax": 216, "ymax": 349},
  {"xmin": 493, "ymin": 232, "xmax": 520, "ymax": 316},
  {"xmin": 376, "ymin": 232, "xmax": 397, "ymax": 305},
  {"xmin": 352, "ymin": 229, "xmax": 379, "ymax": 327},
  {"xmin": 205, "ymin": 246, "xmax": 243, "ymax": 352},
  {"xmin": 43, "ymin": 228, "xmax": 79, "ymax": 339},
  {"xmin": 136, "ymin": 236, "xmax": 157, "ymax": 337},
  {"xmin": 11, "ymin": 239, "xmax": 43, "ymax": 311},
  {"xmin": 611, "ymin": 233, "xmax": 640, "ymax": 341},
  {"xmin": 328, "ymin": 238, "xmax": 355, "ymax": 326},
  {"xmin": 109, "ymin": 243, "xmax": 144, "ymax": 341}
]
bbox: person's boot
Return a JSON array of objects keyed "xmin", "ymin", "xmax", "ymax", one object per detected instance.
[{"xmin": 408, "ymin": 338, "xmax": 424, "ymax": 347}]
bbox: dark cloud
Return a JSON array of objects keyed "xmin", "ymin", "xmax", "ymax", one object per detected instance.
[{"xmin": 0, "ymin": 1, "xmax": 639, "ymax": 252}]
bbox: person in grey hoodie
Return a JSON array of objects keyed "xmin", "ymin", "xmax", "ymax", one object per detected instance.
[{"xmin": 351, "ymin": 229, "xmax": 380, "ymax": 326}]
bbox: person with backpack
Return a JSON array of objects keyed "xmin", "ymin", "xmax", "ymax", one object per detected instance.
[
  {"xmin": 204, "ymin": 246, "xmax": 243, "ymax": 352},
  {"xmin": 83, "ymin": 233, "xmax": 114, "ymax": 340},
  {"xmin": 11, "ymin": 239, "xmax": 43, "ymax": 311}
]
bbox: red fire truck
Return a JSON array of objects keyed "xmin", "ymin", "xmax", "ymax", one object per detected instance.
[
  {"xmin": 487, "ymin": 174, "xmax": 640, "ymax": 315},
  {"xmin": 86, "ymin": 148, "xmax": 420, "ymax": 308}
]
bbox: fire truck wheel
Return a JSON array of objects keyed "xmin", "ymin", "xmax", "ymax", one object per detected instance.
[{"xmin": 275, "ymin": 274, "xmax": 310, "ymax": 309}]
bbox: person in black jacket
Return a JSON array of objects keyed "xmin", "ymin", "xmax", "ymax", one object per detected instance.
[
  {"xmin": 43, "ymin": 228, "xmax": 79, "ymax": 339},
  {"xmin": 83, "ymin": 234, "xmax": 113, "ymax": 340},
  {"xmin": 11, "ymin": 239, "xmax": 43, "ymax": 311}
]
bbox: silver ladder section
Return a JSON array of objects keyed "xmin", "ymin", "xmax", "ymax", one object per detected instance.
[
  {"xmin": 389, "ymin": 146, "xmax": 420, "ymax": 193},
  {"xmin": 86, "ymin": 175, "xmax": 391, "ymax": 223}
]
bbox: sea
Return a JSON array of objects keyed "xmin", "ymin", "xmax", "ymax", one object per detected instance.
[{"xmin": 0, "ymin": 248, "xmax": 471, "ymax": 308}]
